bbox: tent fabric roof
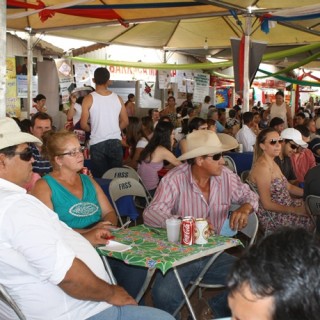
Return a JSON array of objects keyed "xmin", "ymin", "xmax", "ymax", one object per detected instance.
[{"xmin": 6, "ymin": 0, "xmax": 320, "ymax": 66}]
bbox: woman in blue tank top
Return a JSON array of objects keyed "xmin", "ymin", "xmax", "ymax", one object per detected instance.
[{"xmin": 32, "ymin": 131, "xmax": 117, "ymax": 238}]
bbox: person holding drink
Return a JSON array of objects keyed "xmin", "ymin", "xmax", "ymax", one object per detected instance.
[{"xmin": 144, "ymin": 130, "xmax": 259, "ymax": 319}]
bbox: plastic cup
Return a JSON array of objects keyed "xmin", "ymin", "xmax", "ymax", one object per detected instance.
[{"xmin": 166, "ymin": 218, "xmax": 181, "ymax": 243}]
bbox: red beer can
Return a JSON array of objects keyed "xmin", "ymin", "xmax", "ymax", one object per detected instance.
[
  {"xmin": 81, "ymin": 167, "xmax": 89, "ymax": 175},
  {"xmin": 181, "ymin": 217, "xmax": 195, "ymax": 245}
]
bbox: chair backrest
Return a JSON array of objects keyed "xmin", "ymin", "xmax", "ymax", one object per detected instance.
[
  {"xmin": 109, "ymin": 177, "xmax": 150, "ymax": 226},
  {"xmin": 240, "ymin": 170, "xmax": 250, "ymax": 183},
  {"xmin": 0, "ymin": 284, "xmax": 26, "ymax": 320},
  {"xmin": 306, "ymin": 195, "xmax": 320, "ymax": 217},
  {"xmin": 241, "ymin": 212, "xmax": 259, "ymax": 246},
  {"xmin": 306, "ymin": 195, "xmax": 320, "ymax": 232},
  {"xmin": 102, "ymin": 167, "xmax": 139, "ymax": 180},
  {"xmin": 223, "ymin": 155, "xmax": 237, "ymax": 174},
  {"xmin": 108, "ymin": 166, "xmax": 153, "ymax": 203},
  {"xmin": 229, "ymin": 204, "xmax": 259, "ymax": 246}
]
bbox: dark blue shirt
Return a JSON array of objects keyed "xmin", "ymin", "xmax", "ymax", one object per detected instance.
[{"xmin": 30, "ymin": 143, "xmax": 52, "ymax": 176}]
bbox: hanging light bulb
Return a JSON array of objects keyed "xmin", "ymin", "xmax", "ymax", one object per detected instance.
[{"xmin": 204, "ymin": 37, "xmax": 208, "ymax": 50}]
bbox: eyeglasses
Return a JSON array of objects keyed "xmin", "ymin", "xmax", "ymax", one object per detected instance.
[
  {"xmin": 58, "ymin": 146, "xmax": 85, "ymax": 157},
  {"xmin": 268, "ymin": 138, "xmax": 284, "ymax": 145},
  {"xmin": 13, "ymin": 148, "xmax": 33, "ymax": 162},
  {"xmin": 207, "ymin": 153, "xmax": 223, "ymax": 161}
]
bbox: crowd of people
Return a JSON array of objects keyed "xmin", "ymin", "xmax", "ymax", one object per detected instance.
[{"xmin": 2, "ymin": 67, "xmax": 320, "ymax": 319}]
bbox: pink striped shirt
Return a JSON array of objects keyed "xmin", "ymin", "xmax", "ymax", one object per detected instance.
[{"xmin": 143, "ymin": 163, "xmax": 259, "ymax": 234}]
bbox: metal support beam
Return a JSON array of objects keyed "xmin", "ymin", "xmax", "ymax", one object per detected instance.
[
  {"xmin": 243, "ymin": 15, "xmax": 252, "ymax": 113},
  {"xmin": 0, "ymin": 0, "xmax": 6, "ymax": 118},
  {"xmin": 27, "ymin": 32, "xmax": 34, "ymax": 119}
]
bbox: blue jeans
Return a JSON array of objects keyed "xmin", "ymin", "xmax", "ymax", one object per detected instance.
[
  {"xmin": 108, "ymin": 258, "xmax": 147, "ymax": 301},
  {"xmin": 90, "ymin": 139, "xmax": 123, "ymax": 177},
  {"xmin": 87, "ymin": 305, "xmax": 174, "ymax": 320},
  {"xmin": 152, "ymin": 253, "xmax": 236, "ymax": 319}
]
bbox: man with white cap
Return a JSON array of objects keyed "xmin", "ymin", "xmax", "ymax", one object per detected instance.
[
  {"xmin": 275, "ymin": 128, "xmax": 308, "ymax": 187},
  {"xmin": 0, "ymin": 117, "xmax": 173, "ymax": 320},
  {"xmin": 144, "ymin": 130, "xmax": 258, "ymax": 319}
]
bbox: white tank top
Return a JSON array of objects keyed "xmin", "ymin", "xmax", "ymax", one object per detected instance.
[
  {"xmin": 89, "ymin": 91, "xmax": 122, "ymax": 145},
  {"xmin": 270, "ymin": 102, "xmax": 288, "ymax": 128}
]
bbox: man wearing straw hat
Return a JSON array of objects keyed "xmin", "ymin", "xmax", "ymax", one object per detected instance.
[
  {"xmin": 0, "ymin": 117, "xmax": 174, "ymax": 320},
  {"xmin": 144, "ymin": 130, "xmax": 258, "ymax": 319}
]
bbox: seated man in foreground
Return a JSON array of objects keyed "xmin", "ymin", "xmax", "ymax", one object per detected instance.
[
  {"xmin": 0, "ymin": 117, "xmax": 173, "ymax": 320},
  {"xmin": 144, "ymin": 130, "xmax": 259, "ymax": 318},
  {"xmin": 228, "ymin": 227, "xmax": 320, "ymax": 320}
]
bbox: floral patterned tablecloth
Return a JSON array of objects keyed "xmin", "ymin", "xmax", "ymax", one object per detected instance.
[{"xmin": 97, "ymin": 225, "xmax": 241, "ymax": 274}]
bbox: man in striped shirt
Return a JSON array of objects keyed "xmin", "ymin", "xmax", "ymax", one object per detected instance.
[
  {"xmin": 144, "ymin": 130, "xmax": 259, "ymax": 319},
  {"xmin": 30, "ymin": 112, "xmax": 53, "ymax": 176}
]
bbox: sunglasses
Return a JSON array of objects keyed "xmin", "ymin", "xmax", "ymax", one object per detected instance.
[
  {"xmin": 13, "ymin": 148, "xmax": 33, "ymax": 162},
  {"xmin": 58, "ymin": 146, "xmax": 85, "ymax": 157},
  {"xmin": 268, "ymin": 138, "xmax": 284, "ymax": 145},
  {"xmin": 289, "ymin": 143, "xmax": 299, "ymax": 150},
  {"xmin": 207, "ymin": 153, "xmax": 223, "ymax": 161}
]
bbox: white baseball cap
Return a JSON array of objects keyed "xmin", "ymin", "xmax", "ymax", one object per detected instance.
[{"xmin": 281, "ymin": 128, "xmax": 307, "ymax": 148}]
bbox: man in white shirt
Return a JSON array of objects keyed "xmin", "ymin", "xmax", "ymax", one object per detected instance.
[
  {"xmin": 235, "ymin": 112, "xmax": 257, "ymax": 152},
  {"xmin": 0, "ymin": 117, "xmax": 173, "ymax": 320},
  {"xmin": 81, "ymin": 68, "xmax": 129, "ymax": 177}
]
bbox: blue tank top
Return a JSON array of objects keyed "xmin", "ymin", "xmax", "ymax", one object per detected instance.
[{"xmin": 43, "ymin": 174, "xmax": 102, "ymax": 229}]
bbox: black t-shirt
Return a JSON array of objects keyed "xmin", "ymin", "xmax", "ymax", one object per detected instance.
[{"xmin": 274, "ymin": 156, "xmax": 296, "ymax": 181}]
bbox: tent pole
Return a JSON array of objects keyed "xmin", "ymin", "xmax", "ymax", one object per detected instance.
[
  {"xmin": 0, "ymin": 0, "xmax": 6, "ymax": 118},
  {"xmin": 243, "ymin": 14, "xmax": 252, "ymax": 113},
  {"xmin": 27, "ymin": 31, "xmax": 34, "ymax": 119}
]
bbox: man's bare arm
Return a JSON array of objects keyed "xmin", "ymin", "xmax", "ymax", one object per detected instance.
[
  {"xmin": 80, "ymin": 95, "xmax": 92, "ymax": 132},
  {"xmin": 59, "ymin": 258, "xmax": 137, "ymax": 306}
]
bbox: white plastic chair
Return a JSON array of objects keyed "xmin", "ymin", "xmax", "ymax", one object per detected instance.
[
  {"xmin": 109, "ymin": 177, "xmax": 150, "ymax": 227},
  {"xmin": 0, "ymin": 284, "xmax": 26, "ymax": 320},
  {"xmin": 223, "ymin": 155, "xmax": 237, "ymax": 174}
]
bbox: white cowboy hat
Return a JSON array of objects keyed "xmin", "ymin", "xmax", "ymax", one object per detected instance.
[
  {"xmin": 0, "ymin": 117, "xmax": 42, "ymax": 150},
  {"xmin": 178, "ymin": 130, "xmax": 238, "ymax": 161}
]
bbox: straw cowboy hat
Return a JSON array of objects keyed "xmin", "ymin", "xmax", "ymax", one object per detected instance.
[
  {"xmin": 0, "ymin": 117, "xmax": 42, "ymax": 150},
  {"xmin": 178, "ymin": 130, "xmax": 238, "ymax": 161}
]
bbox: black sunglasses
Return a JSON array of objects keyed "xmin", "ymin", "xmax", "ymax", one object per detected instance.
[
  {"xmin": 208, "ymin": 153, "xmax": 223, "ymax": 161},
  {"xmin": 289, "ymin": 143, "xmax": 299, "ymax": 150},
  {"xmin": 13, "ymin": 148, "xmax": 33, "ymax": 162},
  {"xmin": 269, "ymin": 138, "xmax": 284, "ymax": 145}
]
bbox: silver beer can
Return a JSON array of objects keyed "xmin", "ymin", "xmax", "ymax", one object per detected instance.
[{"xmin": 195, "ymin": 219, "xmax": 209, "ymax": 245}]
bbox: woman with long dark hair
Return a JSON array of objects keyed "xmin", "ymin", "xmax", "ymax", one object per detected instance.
[{"xmin": 138, "ymin": 121, "xmax": 181, "ymax": 196}]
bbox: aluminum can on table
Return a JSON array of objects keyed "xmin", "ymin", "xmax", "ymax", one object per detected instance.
[
  {"xmin": 195, "ymin": 218, "xmax": 209, "ymax": 245},
  {"xmin": 181, "ymin": 216, "xmax": 195, "ymax": 245}
]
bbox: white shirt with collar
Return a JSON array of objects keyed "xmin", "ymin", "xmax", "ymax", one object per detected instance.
[
  {"xmin": 235, "ymin": 124, "xmax": 257, "ymax": 152},
  {"xmin": 0, "ymin": 178, "xmax": 110, "ymax": 320}
]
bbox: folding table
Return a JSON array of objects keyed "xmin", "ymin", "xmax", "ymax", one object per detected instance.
[{"xmin": 97, "ymin": 225, "xmax": 241, "ymax": 320}]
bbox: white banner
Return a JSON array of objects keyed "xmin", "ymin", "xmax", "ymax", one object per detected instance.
[{"xmin": 193, "ymin": 73, "xmax": 210, "ymax": 103}]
